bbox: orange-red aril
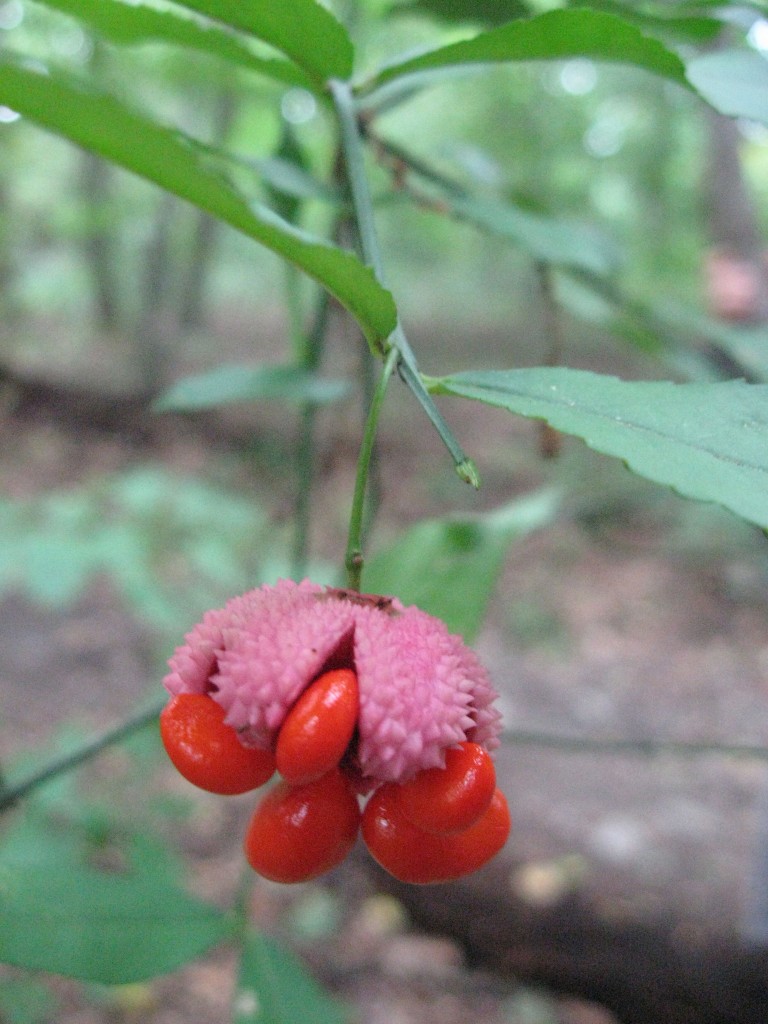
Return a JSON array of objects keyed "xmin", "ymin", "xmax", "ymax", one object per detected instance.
[
  {"xmin": 160, "ymin": 693, "xmax": 275, "ymax": 795},
  {"xmin": 275, "ymin": 668, "xmax": 359, "ymax": 785},
  {"xmin": 244, "ymin": 768, "xmax": 361, "ymax": 883},
  {"xmin": 362, "ymin": 783, "xmax": 510, "ymax": 884},
  {"xmin": 395, "ymin": 741, "xmax": 496, "ymax": 834}
]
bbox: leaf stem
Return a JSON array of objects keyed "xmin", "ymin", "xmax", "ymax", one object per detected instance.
[
  {"xmin": 345, "ymin": 345, "xmax": 399, "ymax": 590},
  {"xmin": 0, "ymin": 696, "xmax": 166, "ymax": 814},
  {"xmin": 328, "ymin": 79, "xmax": 384, "ymax": 282},
  {"xmin": 328, "ymin": 78, "xmax": 478, "ymax": 487}
]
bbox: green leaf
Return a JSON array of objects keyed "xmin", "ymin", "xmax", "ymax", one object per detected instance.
[
  {"xmin": 254, "ymin": 125, "xmax": 341, "ymax": 227},
  {"xmin": 686, "ymin": 49, "xmax": 768, "ymax": 127},
  {"xmin": 253, "ymin": 156, "xmax": 340, "ymax": 209},
  {"xmin": 155, "ymin": 364, "xmax": 350, "ymax": 412},
  {"xmin": 365, "ymin": 9, "xmax": 689, "ymax": 92},
  {"xmin": 445, "ymin": 193, "xmax": 619, "ymax": 275},
  {"xmin": 675, "ymin": 0, "xmax": 768, "ymax": 15},
  {"xmin": 170, "ymin": 0, "xmax": 354, "ymax": 85},
  {"xmin": 363, "ymin": 489, "xmax": 558, "ymax": 640},
  {"xmin": 645, "ymin": 298, "xmax": 768, "ymax": 382},
  {"xmin": 0, "ymin": 56, "xmax": 397, "ymax": 350},
  {"xmin": 432, "ymin": 368, "xmax": 768, "ymax": 531},
  {"xmin": 235, "ymin": 931, "xmax": 348, "ymax": 1024},
  {"xmin": 406, "ymin": 0, "xmax": 532, "ymax": 26},
  {"xmin": 262, "ymin": 127, "xmax": 311, "ymax": 226},
  {"xmin": 0, "ymin": 809, "xmax": 83, "ymax": 875},
  {"xmin": 565, "ymin": 0, "xmax": 724, "ymax": 45},
  {"xmin": 31, "ymin": 0, "xmax": 313, "ymax": 88},
  {"xmin": 0, "ymin": 862, "xmax": 232, "ymax": 982}
]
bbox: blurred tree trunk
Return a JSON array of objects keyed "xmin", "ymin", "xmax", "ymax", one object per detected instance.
[
  {"xmin": 178, "ymin": 200, "xmax": 221, "ymax": 333},
  {"xmin": 703, "ymin": 56, "xmax": 768, "ymax": 323},
  {"xmin": 372, "ymin": 862, "xmax": 768, "ymax": 1024},
  {"xmin": 136, "ymin": 189, "xmax": 177, "ymax": 394},
  {"xmin": 706, "ymin": 113, "xmax": 764, "ymax": 264},
  {"xmin": 178, "ymin": 88, "xmax": 238, "ymax": 332},
  {"xmin": 79, "ymin": 40, "xmax": 124, "ymax": 333},
  {"xmin": 80, "ymin": 150, "xmax": 124, "ymax": 332}
]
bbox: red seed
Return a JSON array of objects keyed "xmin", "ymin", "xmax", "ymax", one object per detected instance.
[
  {"xmin": 160, "ymin": 694, "xmax": 275, "ymax": 795},
  {"xmin": 396, "ymin": 742, "xmax": 496, "ymax": 834},
  {"xmin": 362, "ymin": 783, "xmax": 510, "ymax": 884},
  {"xmin": 244, "ymin": 769, "xmax": 361, "ymax": 883},
  {"xmin": 276, "ymin": 669, "xmax": 359, "ymax": 785}
]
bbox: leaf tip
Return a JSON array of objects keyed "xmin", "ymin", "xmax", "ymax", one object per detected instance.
[{"xmin": 456, "ymin": 458, "xmax": 481, "ymax": 489}]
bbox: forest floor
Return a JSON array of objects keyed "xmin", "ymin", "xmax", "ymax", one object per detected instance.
[{"xmin": 1, "ymin": 319, "xmax": 768, "ymax": 1024}]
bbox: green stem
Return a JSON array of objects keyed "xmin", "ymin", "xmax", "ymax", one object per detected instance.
[
  {"xmin": 395, "ymin": 348, "xmax": 479, "ymax": 487},
  {"xmin": 368, "ymin": 130, "xmax": 463, "ymax": 198},
  {"xmin": 0, "ymin": 696, "xmax": 166, "ymax": 813},
  {"xmin": 328, "ymin": 79, "xmax": 478, "ymax": 488},
  {"xmin": 328, "ymin": 79, "xmax": 384, "ymax": 281},
  {"xmin": 345, "ymin": 345, "xmax": 399, "ymax": 590}
]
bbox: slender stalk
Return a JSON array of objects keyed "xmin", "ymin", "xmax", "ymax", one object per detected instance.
[
  {"xmin": 367, "ymin": 129, "xmax": 464, "ymax": 199},
  {"xmin": 328, "ymin": 79, "xmax": 478, "ymax": 487},
  {"xmin": 0, "ymin": 696, "xmax": 166, "ymax": 814},
  {"xmin": 354, "ymin": 305, "xmax": 380, "ymax": 546},
  {"xmin": 396, "ymin": 352, "xmax": 479, "ymax": 487},
  {"xmin": 345, "ymin": 345, "xmax": 399, "ymax": 590},
  {"xmin": 328, "ymin": 80, "xmax": 384, "ymax": 281}
]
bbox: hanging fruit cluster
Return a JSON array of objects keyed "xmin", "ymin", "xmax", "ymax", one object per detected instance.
[{"xmin": 160, "ymin": 580, "xmax": 510, "ymax": 885}]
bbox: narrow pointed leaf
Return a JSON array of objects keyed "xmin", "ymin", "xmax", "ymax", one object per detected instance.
[
  {"xmin": 445, "ymin": 193, "xmax": 619, "ymax": 275},
  {"xmin": 171, "ymin": 0, "xmax": 353, "ymax": 85},
  {"xmin": 0, "ymin": 56, "xmax": 397, "ymax": 349},
  {"xmin": 364, "ymin": 489, "xmax": 559, "ymax": 640},
  {"xmin": 0, "ymin": 862, "xmax": 232, "ymax": 982},
  {"xmin": 408, "ymin": 0, "xmax": 531, "ymax": 25},
  {"xmin": 235, "ymin": 931, "xmax": 348, "ymax": 1024},
  {"xmin": 433, "ymin": 368, "xmax": 768, "ymax": 530},
  {"xmin": 687, "ymin": 49, "xmax": 768, "ymax": 127},
  {"xmin": 31, "ymin": 0, "xmax": 312, "ymax": 88},
  {"xmin": 645, "ymin": 299, "xmax": 768, "ymax": 382},
  {"xmin": 367, "ymin": 9, "xmax": 688, "ymax": 92},
  {"xmin": 565, "ymin": 1, "xmax": 723, "ymax": 45},
  {"xmin": 252, "ymin": 156, "xmax": 340, "ymax": 207}
]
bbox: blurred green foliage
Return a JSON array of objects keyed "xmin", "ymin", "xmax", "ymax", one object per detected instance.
[
  {"xmin": 0, "ymin": 1, "xmax": 767, "ymax": 1020},
  {"xmin": 0, "ymin": 466, "xmax": 284, "ymax": 632},
  {"xmin": 0, "ymin": 0, "xmax": 760, "ymax": 367}
]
